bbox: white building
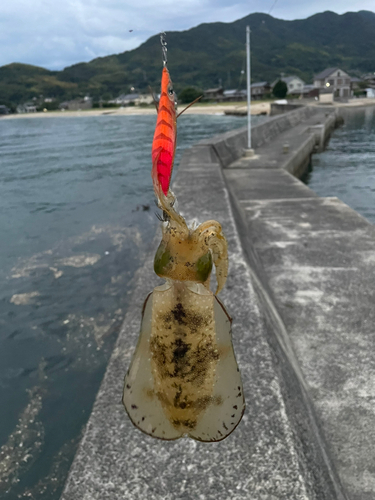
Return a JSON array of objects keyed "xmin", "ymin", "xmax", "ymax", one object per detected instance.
[
  {"xmin": 314, "ymin": 68, "xmax": 351, "ymax": 98},
  {"xmin": 136, "ymin": 94, "xmax": 154, "ymax": 105},
  {"xmin": 16, "ymin": 103, "xmax": 37, "ymax": 113},
  {"xmin": 109, "ymin": 93, "xmax": 154, "ymax": 106},
  {"xmin": 272, "ymin": 76, "xmax": 305, "ymax": 95}
]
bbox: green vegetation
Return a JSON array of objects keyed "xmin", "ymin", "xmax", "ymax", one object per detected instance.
[
  {"xmin": 1, "ymin": 10, "xmax": 375, "ymax": 108},
  {"xmin": 178, "ymin": 87, "xmax": 203, "ymax": 103},
  {"xmin": 272, "ymin": 80, "xmax": 288, "ymax": 98}
]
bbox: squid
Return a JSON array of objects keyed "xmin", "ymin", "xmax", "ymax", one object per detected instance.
[{"xmin": 123, "ymin": 34, "xmax": 245, "ymax": 442}]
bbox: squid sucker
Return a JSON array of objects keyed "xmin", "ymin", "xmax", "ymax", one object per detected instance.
[{"xmin": 122, "ymin": 33, "xmax": 245, "ymax": 442}]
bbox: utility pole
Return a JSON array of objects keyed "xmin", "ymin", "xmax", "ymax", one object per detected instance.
[{"xmin": 245, "ymin": 25, "xmax": 254, "ymax": 157}]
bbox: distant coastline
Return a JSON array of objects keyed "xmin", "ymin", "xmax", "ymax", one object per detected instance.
[
  {"xmin": 2, "ymin": 99, "xmax": 375, "ymax": 120},
  {"xmin": 0, "ymin": 102, "xmax": 270, "ymax": 119}
]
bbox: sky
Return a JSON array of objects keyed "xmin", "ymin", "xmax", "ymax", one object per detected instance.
[{"xmin": 1, "ymin": 0, "xmax": 374, "ymax": 71}]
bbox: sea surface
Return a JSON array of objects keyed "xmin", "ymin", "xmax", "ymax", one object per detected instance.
[
  {"xmin": 305, "ymin": 106, "xmax": 375, "ymax": 224},
  {"xmin": 0, "ymin": 112, "xmax": 257, "ymax": 499}
]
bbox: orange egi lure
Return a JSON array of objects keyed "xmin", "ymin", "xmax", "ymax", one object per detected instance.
[
  {"xmin": 151, "ymin": 66, "xmax": 177, "ymax": 197},
  {"xmin": 151, "ymin": 35, "xmax": 201, "ymax": 199}
]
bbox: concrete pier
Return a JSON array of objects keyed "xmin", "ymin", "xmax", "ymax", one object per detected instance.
[{"xmin": 61, "ymin": 106, "xmax": 374, "ymax": 499}]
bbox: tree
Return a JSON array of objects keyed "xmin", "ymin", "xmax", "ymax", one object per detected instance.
[
  {"xmin": 101, "ymin": 92, "xmax": 113, "ymax": 102},
  {"xmin": 178, "ymin": 87, "xmax": 203, "ymax": 104},
  {"xmin": 272, "ymin": 80, "xmax": 288, "ymax": 98}
]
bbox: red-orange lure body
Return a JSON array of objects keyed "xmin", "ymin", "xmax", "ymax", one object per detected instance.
[{"xmin": 151, "ymin": 66, "xmax": 177, "ymax": 196}]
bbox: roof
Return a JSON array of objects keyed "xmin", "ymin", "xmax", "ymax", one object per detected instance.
[
  {"xmin": 117, "ymin": 93, "xmax": 139, "ymax": 100},
  {"xmin": 314, "ymin": 67, "xmax": 339, "ymax": 79},
  {"xmin": 271, "ymin": 76, "xmax": 306, "ymax": 87},
  {"xmin": 282, "ymin": 76, "xmax": 305, "ymax": 84},
  {"xmin": 204, "ymin": 88, "xmax": 223, "ymax": 93},
  {"xmin": 251, "ymin": 81, "xmax": 269, "ymax": 88},
  {"xmin": 223, "ymin": 89, "xmax": 243, "ymax": 96}
]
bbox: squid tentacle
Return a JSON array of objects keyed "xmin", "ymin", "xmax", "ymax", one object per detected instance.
[{"xmin": 196, "ymin": 220, "xmax": 228, "ymax": 294}]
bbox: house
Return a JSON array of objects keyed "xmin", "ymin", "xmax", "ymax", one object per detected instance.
[
  {"xmin": 365, "ymin": 88, "xmax": 375, "ymax": 98},
  {"xmin": 0, "ymin": 105, "xmax": 9, "ymax": 115},
  {"xmin": 107, "ymin": 93, "xmax": 154, "ymax": 106},
  {"xmin": 301, "ymin": 84, "xmax": 319, "ymax": 98},
  {"xmin": 16, "ymin": 103, "xmax": 37, "ymax": 113},
  {"xmin": 272, "ymin": 76, "xmax": 305, "ymax": 95},
  {"xmin": 136, "ymin": 94, "xmax": 154, "ymax": 105},
  {"xmin": 362, "ymin": 73, "xmax": 375, "ymax": 87},
  {"xmin": 110, "ymin": 93, "xmax": 139, "ymax": 105},
  {"xmin": 251, "ymin": 82, "xmax": 271, "ymax": 99},
  {"xmin": 222, "ymin": 89, "xmax": 246, "ymax": 102},
  {"xmin": 203, "ymin": 88, "xmax": 224, "ymax": 101},
  {"xmin": 314, "ymin": 68, "xmax": 351, "ymax": 98},
  {"xmin": 350, "ymin": 77, "xmax": 362, "ymax": 91},
  {"xmin": 59, "ymin": 96, "xmax": 92, "ymax": 111}
]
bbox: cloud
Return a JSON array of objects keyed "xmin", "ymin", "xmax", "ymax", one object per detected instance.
[{"xmin": 0, "ymin": 0, "xmax": 373, "ymax": 70}]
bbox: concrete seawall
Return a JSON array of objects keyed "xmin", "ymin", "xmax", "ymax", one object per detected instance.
[{"xmin": 61, "ymin": 106, "xmax": 374, "ymax": 499}]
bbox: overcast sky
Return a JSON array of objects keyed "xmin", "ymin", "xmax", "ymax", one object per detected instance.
[{"xmin": 1, "ymin": 0, "xmax": 374, "ymax": 70}]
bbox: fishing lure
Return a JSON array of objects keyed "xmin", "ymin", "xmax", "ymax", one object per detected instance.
[
  {"xmin": 151, "ymin": 33, "xmax": 201, "ymax": 196},
  {"xmin": 123, "ymin": 34, "xmax": 245, "ymax": 441}
]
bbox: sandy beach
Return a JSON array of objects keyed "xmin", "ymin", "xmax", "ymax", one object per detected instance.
[
  {"xmin": 1, "ymin": 102, "xmax": 271, "ymax": 119},
  {"xmin": 2, "ymin": 98, "xmax": 375, "ymax": 120}
]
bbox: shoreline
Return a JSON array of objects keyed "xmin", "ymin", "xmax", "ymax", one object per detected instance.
[
  {"xmin": 1, "ymin": 102, "xmax": 271, "ymax": 120},
  {"xmin": 2, "ymin": 98, "xmax": 375, "ymax": 120},
  {"xmin": 0, "ymin": 102, "xmax": 270, "ymax": 119}
]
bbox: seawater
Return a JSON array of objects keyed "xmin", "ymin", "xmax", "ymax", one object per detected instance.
[
  {"xmin": 0, "ymin": 113, "xmax": 260, "ymax": 499},
  {"xmin": 306, "ymin": 106, "xmax": 375, "ymax": 224}
]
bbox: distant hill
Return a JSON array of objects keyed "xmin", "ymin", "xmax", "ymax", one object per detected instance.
[{"xmin": 1, "ymin": 10, "xmax": 375, "ymax": 107}]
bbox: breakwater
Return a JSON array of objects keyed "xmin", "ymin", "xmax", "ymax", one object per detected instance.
[{"xmin": 61, "ymin": 106, "xmax": 374, "ymax": 500}]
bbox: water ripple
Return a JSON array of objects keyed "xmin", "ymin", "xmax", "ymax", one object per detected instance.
[
  {"xmin": 308, "ymin": 107, "xmax": 375, "ymax": 224},
  {"xmin": 0, "ymin": 113, "xmax": 254, "ymax": 500}
]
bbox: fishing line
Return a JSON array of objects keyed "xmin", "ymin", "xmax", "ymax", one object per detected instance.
[
  {"xmin": 268, "ymin": 0, "xmax": 279, "ymax": 15},
  {"xmin": 160, "ymin": 32, "xmax": 167, "ymax": 67}
]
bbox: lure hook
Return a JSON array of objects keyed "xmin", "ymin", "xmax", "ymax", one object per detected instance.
[{"xmin": 160, "ymin": 31, "xmax": 167, "ymax": 67}]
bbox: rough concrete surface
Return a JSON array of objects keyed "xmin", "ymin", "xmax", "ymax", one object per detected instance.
[
  {"xmin": 223, "ymin": 107, "xmax": 375, "ymax": 499},
  {"xmin": 198, "ymin": 106, "xmax": 322, "ymax": 168},
  {"xmin": 61, "ymin": 107, "xmax": 358, "ymax": 500},
  {"xmin": 62, "ymin": 158, "xmax": 312, "ymax": 500},
  {"xmin": 238, "ymin": 195, "xmax": 375, "ymax": 500}
]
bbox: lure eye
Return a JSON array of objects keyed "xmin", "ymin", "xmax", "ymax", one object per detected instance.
[{"xmin": 168, "ymin": 88, "xmax": 174, "ymax": 96}]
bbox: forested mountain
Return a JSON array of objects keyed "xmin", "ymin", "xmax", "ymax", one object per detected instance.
[{"xmin": 1, "ymin": 10, "xmax": 375, "ymax": 106}]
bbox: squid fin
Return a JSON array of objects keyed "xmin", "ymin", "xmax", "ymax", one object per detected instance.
[
  {"xmin": 188, "ymin": 297, "xmax": 245, "ymax": 442},
  {"xmin": 123, "ymin": 293, "xmax": 182, "ymax": 440}
]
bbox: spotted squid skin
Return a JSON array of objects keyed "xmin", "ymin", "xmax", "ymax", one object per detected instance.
[{"xmin": 123, "ymin": 282, "xmax": 245, "ymax": 442}]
